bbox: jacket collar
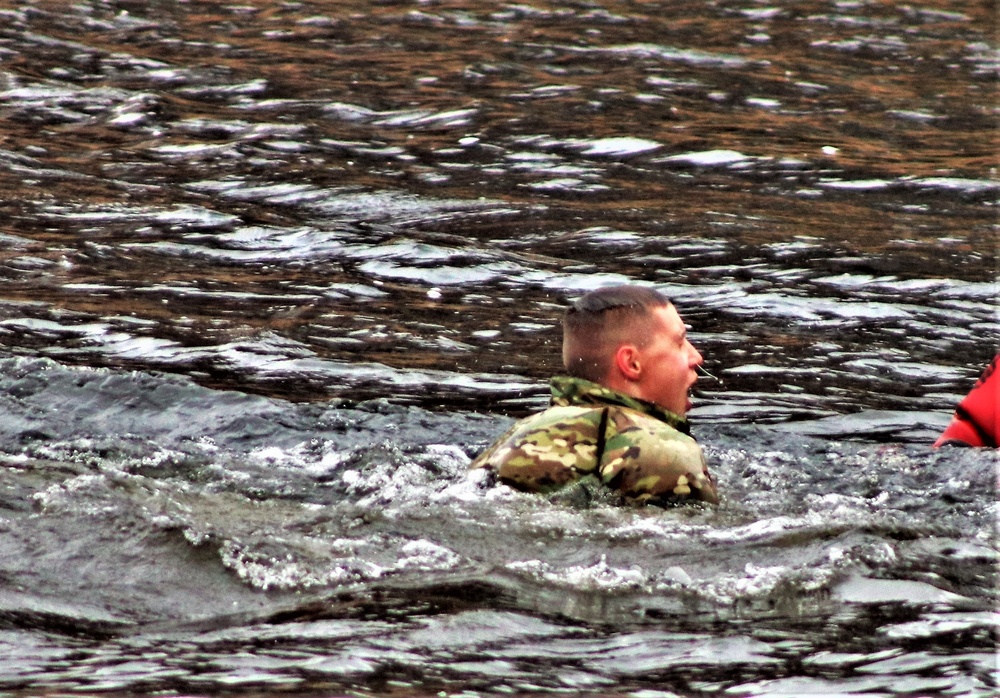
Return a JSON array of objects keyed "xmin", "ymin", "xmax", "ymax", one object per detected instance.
[{"xmin": 549, "ymin": 375, "xmax": 691, "ymax": 435}]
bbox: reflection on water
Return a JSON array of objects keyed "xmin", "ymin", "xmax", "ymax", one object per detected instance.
[
  {"xmin": 0, "ymin": 0, "xmax": 995, "ymax": 418},
  {"xmin": 0, "ymin": 0, "xmax": 997, "ymax": 695}
]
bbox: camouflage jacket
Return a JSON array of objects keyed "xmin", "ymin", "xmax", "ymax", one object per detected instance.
[{"xmin": 471, "ymin": 376, "xmax": 718, "ymax": 505}]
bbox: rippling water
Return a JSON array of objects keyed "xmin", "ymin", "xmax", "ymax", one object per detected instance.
[{"xmin": 0, "ymin": 0, "xmax": 996, "ymax": 695}]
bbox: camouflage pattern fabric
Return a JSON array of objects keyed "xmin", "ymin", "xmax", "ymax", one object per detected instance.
[{"xmin": 471, "ymin": 376, "xmax": 718, "ymax": 505}]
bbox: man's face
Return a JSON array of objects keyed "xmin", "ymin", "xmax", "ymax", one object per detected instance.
[{"xmin": 635, "ymin": 304, "xmax": 704, "ymax": 416}]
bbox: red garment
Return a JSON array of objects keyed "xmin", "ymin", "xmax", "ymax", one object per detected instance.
[{"xmin": 934, "ymin": 354, "xmax": 999, "ymax": 448}]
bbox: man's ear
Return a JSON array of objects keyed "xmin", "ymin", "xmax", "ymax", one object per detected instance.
[{"xmin": 613, "ymin": 344, "xmax": 642, "ymax": 381}]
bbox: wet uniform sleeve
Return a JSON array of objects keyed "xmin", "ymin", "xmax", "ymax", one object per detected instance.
[
  {"xmin": 470, "ymin": 406, "xmax": 603, "ymax": 493},
  {"xmin": 598, "ymin": 408, "xmax": 718, "ymax": 505}
]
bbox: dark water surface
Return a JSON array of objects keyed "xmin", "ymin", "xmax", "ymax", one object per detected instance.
[{"xmin": 0, "ymin": 0, "xmax": 996, "ymax": 695}]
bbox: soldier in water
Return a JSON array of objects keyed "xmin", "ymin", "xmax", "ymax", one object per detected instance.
[{"xmin": 471, "ymin": 285, "xmax": 718, "ymax": 505}]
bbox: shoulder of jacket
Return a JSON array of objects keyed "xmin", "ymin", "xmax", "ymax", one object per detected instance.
[
  {"xmin": 470, "ymin": 405, "xmax": 603, "ymax": 470},
  {"xmin": 606, "ymin": 406, "xmax": 697, "ymax": 444}
]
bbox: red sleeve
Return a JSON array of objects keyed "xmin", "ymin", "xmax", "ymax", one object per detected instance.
[{"xmin": 934, "ymin": 354, "xmax": 999, "ymax": 448}]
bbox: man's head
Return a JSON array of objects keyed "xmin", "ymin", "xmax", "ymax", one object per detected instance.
[{"xmin": 562, "ymin": 285, "xmax": 703, "ymax": 416}]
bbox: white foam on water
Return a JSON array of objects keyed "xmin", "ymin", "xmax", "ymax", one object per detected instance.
[
  {"xmin": 0, "ymin": 233, "xmax": 33, "ymax": 248},
  {"xmin": 322, "ymin": 102, "xmax": 378, "ymax": 121},
  {"xmin": 812, "ymin": 273, "xmax": 899, "ymax": 288},
  {"xmin": 723, "ymin": 364, "xmax": 813, "ymax": 376},
  {"xmin": 151, "ymin": 206, "xmax": 240, "ymax": 228},
  {"xmin": 348, "ymin": 240, "xmax": 481, "ymax": 262},
  {"xmin": 886, "ymin": 109, "xmax": 942, "ymax": 123},
  {"xmin": 811, "ymin": 35, "xmax": 910, "ymax": 54},
  {"xmin": 600, "ymin": 43, "xmax": 749, "ymax": 68},
  {"xmin": 96, "ymin": 335, "xmax": 197, "ymax": 362},
  {"xmin": 833, "ymin": 576, "xmax": 969, "ymax": 605},
  {"xmin": 127, "ymin": 236, "xmax": 344, "ymax": 264},
  {"xmin": 0, "ymin": 315, "xmax": 535, "ymax": 398},
  {"xmin": 587, "ymin": 632, "xmax": 781, "ymax": 677},
  {"xmin": 1, "ymin": 318, "xmax": 107, "ymax": 336},
  {"xmin": 704, "ymin": 516, "xmax": 818, "ymax": 543},
  {"xmin": 509, "ymin": 84, "xmax": 582, "ymax": 99},
  {"xmin": 521, "ymin": 270, "xmax": 636, "ymax": 292},
  {"xmin": 324, "ymin": 282, "xmax": 388, "ymax": 299},
  {"xmin": 208, "ymin": 485, "xmax": 472, "ymax": 589},
  {"xmin": 506, "ymin": 150, "xmax": 563, "ymax": 163},
  {"xmin": 577, "ymin": 137, "xmax": 662, "ymax": 156},
  {"xmin": 32, "ymin": 473, "xmax": 107, "ymax": 513},
  {"xmin": 319, "ymin": 190, "xmax": 494, "ymax": 221},
  {"xmin": 177, "ymin": 79, "xmax": 268, "ymax": 98},
  {"xmin": 356, "ymin": 260, "xmax": 520, "ymax": 286},
  {"xmin": 645, "ymin": 76, "xmax": 705, "ymax": 89},
  {"xmin": 746, "ymin": 97, "xmax": 781, "ymax": 109},
  {"xmin": 875, "ymin": 278, "xmax": 956, "ymax": 293},
  {"xmin": 818, "ymin": 178, "xmax": 895, "ymax": 191},
  {"xmin": 840, "ymin": 358, "xmax": 968, "ymax": 381},
  {"xmin": 35, "ymin": 204, "xmax": 149, "ymax": 222},
  {"xmin": 740, "ymin": 8, "xmax": 783, "ymax": 20},
  {"xmin": 107, "ymin": 112, "xmax": 147, "ymax": 127},
  {"xmin": 691, "ymin": 560, "xmax": 834, "ymax": 608},
  {"xmin": 603, "ymin": 515, "xmax": 713, "ymax": 544},
  {"xmin": 176, "ymin": 618, "xmax": 388, "ymax": 646},
  {"xmin": 219, "ymin": 541, "xmax": 367, "ymax": 591},
  {"xmin": 915, "ymin": 9, "xmax": 970, "ymax": 21},
  {"xmin": 401, "ymin": 609, "xmax": 573, "ymax": 652},
  {"xmin": 708, "ymin": 290, "xmax": 914, "ymax": 322},
  {"xmin": 174, "ymin": 117, "xmax": 251, "ymax": 134},
  {"xmin": 394, "ymin": 539, "xmax": 462, "ymax": 571},
  {"xmin": 0, "ymin": 86, "xmax": 80, "ymax": 101},
  {"xmin": 507, "ymin": 555, "xmax": 648, "ymax": 591},
  {"xmin": 658, "ymin": 149, "xmax": 750, "ymax": 166},
  {"xmin": 912, "ymin": 177, "xmax": 999, "ymax": 194},
  {"xmin": 526, "ymin": 178, "xmax": 609, "ymax": 193},
  {"xmin": 323, "ymin": 103, "xmax": 477, "ymax": 129},
  {"xmin": 187, "ymin": 179, "xmax": 503, "ymax": 222},
  {"xmin": 728, "ymin": 674, "xmax": 892, "ymax": 697},
  {"xmin": 881, "ymin": 611, "xmax": 999, "ymax": 640},
  {"xmin": 932, "ymin": 280, "xmax": 1000, "ymax": 301},
  {"xmin": 37, "ymin": 202, "xmax": 238, "ymax": 229},
  {"xmin": 151, "ymin": 143, "xmax": 236, "ymax": 157},
  {"xmin": 761, "ymin": 235, "xmax": 823, "ymax": 257},
  {"xmin": 219, "ymin": 225, "xmax": 350, "ymax": 254},
  {"xmin": 574, "ymin": 227, "xmax": 643, "ymax": 246},
  {"xmin": 430, "ymin": 467, "xmax": 495, "ymax": 504}
]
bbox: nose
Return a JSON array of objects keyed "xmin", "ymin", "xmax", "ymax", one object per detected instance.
[{"xmin": 688, "ymin": 341, "xmax": 703, "ymax": 367}]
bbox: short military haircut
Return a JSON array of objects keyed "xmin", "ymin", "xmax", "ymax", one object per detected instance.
[{"xmin": 562, "ymin": 285, "xmax": 673, "ymax": 383}]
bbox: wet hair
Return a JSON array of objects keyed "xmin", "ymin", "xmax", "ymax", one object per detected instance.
[{"xmin": 562, "ymin": 285, "xmax": 672, "ymax": 382}]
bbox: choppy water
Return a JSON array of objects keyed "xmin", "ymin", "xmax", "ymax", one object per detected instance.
[{"xmin": 0, "ymin": 0, "xmax": 996, "ymax": 695}]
